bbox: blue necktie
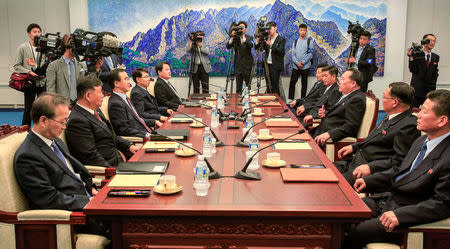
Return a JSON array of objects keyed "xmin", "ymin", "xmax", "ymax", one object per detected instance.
[{"xmin": 395, "ymin": 141, "xmax": 428, "ymax": 182}]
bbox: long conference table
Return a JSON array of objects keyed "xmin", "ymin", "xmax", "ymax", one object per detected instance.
[{"xmin": 84, "ymin": 94, "xmax": 371, "ymax": 249}]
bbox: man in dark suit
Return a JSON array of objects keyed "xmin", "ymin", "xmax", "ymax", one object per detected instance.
[
  {"xmin": 346, "ymin": 89, "xmax": 450, "ymax": 248},
  {"xmin": 99, "ymin": 53, "xmax": 121, "ymax": 94},
  {"xmin": 313, "ymin": 68, "xmax": 366, "ymax": 146},
  {"xmin": 131, "ymin": 68, "xmax": 173, "ymax": 122},
  {"xmin": 226, "ymin": 21, "xmax": 254, "ymax": 93},
  {"xmin": 66, "ymin": 75, "xmax": 138, "ymax": 167},
  {"xmin": 14, "ymin": 92, "xmax": 95, "ymax": 211},
  {"xmin": 408, "ymin": 34, "xmax": 439, "ymax": 107},
  {"xmin": 346, "ymin": 31, "xmax": 378, "ymax": 92},
  {"xmin": 302, "ymin": 65, "xmax": 342, "ymax": 124},
  {"xmin": 108, "ymin": 68, "xmax": 161, "ymax": 138},
  {"xmin": 154, "ymin": 61, "xmax": 182, "ymax": 110},
  {"xmin": 256, "ymin": 21, "xmax": 286, "ymax": 97},
  {"xmin": 335, "ymin": 82, "xmax": 421, "ymax": 185},
  {"xmin": 289, "ymin": 64, "xmax": 327, "ymax": 116}
]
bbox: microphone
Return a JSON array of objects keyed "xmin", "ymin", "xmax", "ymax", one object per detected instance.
[
  {"xmin": 238, "ymin": 97, "xmax": 279, "ymax": 119},
  {"xmin": 181, "ymin": 98, "xmax": 227, "ymax": 120},
  {"xmin": 152, "ymin": 130, "xmax": 222, "ymax": 180},
  {"xmin": 175, "ymin": 109, "xmax": 226, "ymax": 147},
  {"xmin": 236, "ymin": 109, "xmax": 289, "ymax": 147},
  {"xmin": 234, "ymin": 129, "xmax": 306, "ymax": 180},
  {"xmin": 238, "ymin": 81, "xmax": 267, "ymax": 103}
]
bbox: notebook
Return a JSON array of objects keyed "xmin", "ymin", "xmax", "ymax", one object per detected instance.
[
  {"xmin": 266, "ymin": 120, "xmax": 300, "ymax": 127},
  {"xmin": 150, "ymin": 129, "xmax": 190, "ymax": 141},
  {"xmin": 116, "ymin": 161, "xmax": 169, "ymax": 174}
]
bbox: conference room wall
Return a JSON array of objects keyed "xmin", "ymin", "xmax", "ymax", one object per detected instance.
[{"xmin": 0, "ymin": 0, "xmax": 448, "ymax": 108}]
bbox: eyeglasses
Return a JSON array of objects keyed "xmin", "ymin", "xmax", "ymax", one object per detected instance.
[
  {"xmin": 382, "ymin": 96, "xmax": 397, "ymax": 100},
  {"xmin": 47, "ymin": 117, "xmax": 69, "ymax": 126}
]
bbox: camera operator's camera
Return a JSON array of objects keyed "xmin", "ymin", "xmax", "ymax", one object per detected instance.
[
  {"xmin": 347, "ymin": 21, "xmax": 365, "ymax": 43},
  {"xmin": 189, "ymin": 31, "xmax": 205, "ymax": 43},
  {"xmin": 409, "ymin": 38, "xmax": 429, "ymax": 60},
  {"xmin": 254, "ymin": 16, "xmax": 270, "ymax": 39},
  {"xmin": 228, "ymin": 22, "xmax": 244, "ymax": 38},
  {"xmin": 33, "ymin": 32, "xmax": 64, "ymax": 76}
]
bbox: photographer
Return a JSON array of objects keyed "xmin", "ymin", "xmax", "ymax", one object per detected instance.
[
  {"xmin": 13, "ymin": 23, "xmax": 46, "ymax": 126},
  {"xmin": 256, "ymin": 21, "xmax": 286, "ymax": 97},
  {"xmin": 408, "ymin": 34, "xmax": 439, "ymax": 107},
  {"xmin": 345, "ymin": 30, "xmax": 377, "ymax": 92},
  {"xmin": 226, "ymin": 21, "xmax": 254, "ymax": 93},
  {"xmin": 187, "ymin": 31, "xmax": 211, "ymax": 93},
  {"xmin": 46, "ymin": 34, "xmax": 89, "ymax": 103}
]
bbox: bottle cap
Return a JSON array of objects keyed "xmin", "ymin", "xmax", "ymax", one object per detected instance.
[
  {"xmin": 205, "ymin": 127, "xmax": 210, "ymax": 131},
  {"xmin": 198, "ymin": 155, "xmax": 205, "ymax": 161}
]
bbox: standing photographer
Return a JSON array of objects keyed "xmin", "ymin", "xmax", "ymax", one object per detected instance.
[
  {"xmin": 408, "ymin": 34, "xmax": 439, "ymax": 107},
  {"xmin": 226, "ymin": 21, "xmax": 254, "ymax": 93},
  {"xmin": 256, "ymin": 21, "xmax": 286, "ymax": 97},
  {"xmin": 187, "ymin": 31, "xmax": 211, "ymax": 94},
  {"xmin": 13, "ymin": 23, "xmax": 46, "ymax": 126}
]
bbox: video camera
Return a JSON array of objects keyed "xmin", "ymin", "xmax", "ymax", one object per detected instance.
[
  {"xmin": 228, "ymin": 22, "xmax": 244, "ymax": 38},
  {"xmin": 254, "ymin": 16, "xmax": 270, "ymax": 40},
  {"xmin": 347, "ymin": 21, "xmax": 365, "ymax": 43},
  {"xmin": 189, "ymin": 31, "xmax": 205, "ymax": 43},
  {"xmin": 34, "ymin": 32, "xmax": 64, "ymax": 62},
  {"xmin": 409, "ymin": 38, "xmax": 430, "ymax": 60},
  {"xmin": 71, "ymin": 29, "xmax": 123, "ymax": 71}
]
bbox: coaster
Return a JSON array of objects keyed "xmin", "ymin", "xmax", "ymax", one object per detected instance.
[
  {"xmin": 257, "ymin": 134, "xmax": 273, "ymax": 141},
  {"xmin": 153, "ymin": 184, "xmax": 183, "ymax": 194},
  {"xmin": 262, "ymin": 159, "xmax": 286, "ymax": 168},
  {"xmin": 175, "ymin": 149, "xmax": 196, "ymax": 157},
  {"xmin": 189, "ymin": 123, "xmax": 205, "ymax": 128}
]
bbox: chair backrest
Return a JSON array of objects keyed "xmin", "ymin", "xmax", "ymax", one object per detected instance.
[
  {"xmin": 148, "ymin": 80, "xmax": 156, "ymax": 97},
  {"xmin": 0, "ymin": 131, "xmax": 30, "ymax": 212},
  {"xmin": 357, "ymin": 90, "xmax": 379, "ymax": 139},
  {"xmin": 100, "ymin": 95, "xmax": 111, "ymax": 121}
]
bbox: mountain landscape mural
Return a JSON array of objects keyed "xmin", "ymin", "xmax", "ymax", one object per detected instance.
[{"xmin": 88, "ymin": 0, "xmax": 387, "ymax": 77}]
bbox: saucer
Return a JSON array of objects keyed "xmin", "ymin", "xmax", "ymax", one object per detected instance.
[
  {"xmin": 189, "ymin": 123, "xmax": 205, "ymax": 128},
  {"xmin": 257, "ymin": 134, "xmax": 273, "ymax": 141},
  {"xmin": 262, "ymin": 159, "xmax": 286, "ymax": 168},
  {"xmin": 153, "ymin": 184, "xmax": 183, "ymax": 195},
  {"xmin": 175, "ymin": 149, "xmax": 196, "ymax": 157},
  {"xmin": 252, "ymin": 112, "xmax": 265, "ymax": 116}
]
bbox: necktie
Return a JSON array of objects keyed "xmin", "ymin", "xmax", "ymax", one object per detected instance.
[
  {"xmin": 395, "ymin": 141, "xmax": 428, "ymax": 182},
  {"xmin": 69, "ymin": 61, "xmax": 77, "ymax": 101},
  {"xmin": 106, "ymin": 56, "xmax": 114, "ymax": 69},
  {"xmin": 94, "ymin": 110, "xmax": 103, "ymax": 122},
  {"xmin": 426, "ymin": 54, "xmax": 430, "ymax": 67},
  {"xmin": 335, "ymin": 95, "xmax": 345, "ymax": 106},
  {"xmin": 375, "ymin": 115, "xmax": 388, "ymax": 131},
  {"xmin": 125, "ymin": 97, "xmax": 152, "ymax": 133},
  {"xmin": 166, "ymin": 81, "xmax": 182, "ymax": 102}
]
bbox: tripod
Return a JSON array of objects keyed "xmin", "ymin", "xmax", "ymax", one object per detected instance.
[
  {"xmin": 225, "ymin": 43, "xmax": 236, "ymax": 95},
  {"xmin": 251, "ymin": 44, "xmax": 271, "ymax": 94},
  {"xmin": 345, "ymin": 35, "xmax": 359, "ymax": 70}
]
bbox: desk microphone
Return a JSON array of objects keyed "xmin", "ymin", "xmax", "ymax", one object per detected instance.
[
  {"xmin": 238, "ymin": 97, "xmax": 279, "ymax": 119},
  {"xmin": 175, "ymin": 109, "xmax": 225, "ymax": 147},
  {"xmin": 181, "ymin": 98, "xmax": 229, "ymax": 121},
  {"xmin": 238, "ymin": 82, "xmax": 268, "ymax": 103},
  {"xmin": 236, "ymin": 109, "xmax": 289, "ymax": 147},
  {"xmin": 152, "ymin": 130, "xmax": 222, "ymax": 180},
  {"xmin": 234, "ymin": 129, "xmax": 306, "ymax": 180}
]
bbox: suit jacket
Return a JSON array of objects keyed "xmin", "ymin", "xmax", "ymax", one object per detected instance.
[
  {"xmin": 108, "ymin": 93, "xmax": 155, "ymax": 137},
  {"xmin": 314, "ymin": 89, "xmax": 366, "ymax": 142},
  {"xmin": 226, "ymin": 34, "xmax": 254, "ymax": 75},
  {"xmin": 296, "ymin": 81, "xmax": 326, "ymax": 109},
  {"xmin": 66, "ymin": 104, "xmax": 132, "ymax": 167},
  {"xmin": 262, "ymin": 35, "xmax": 286, "ymax": 71},
  {"xmin": 306, "ymin": 82, "xmax": 342, "ymax": 117},
  {"xmin": 99, "ymin": 54, "xmax": 121, "ymax": 93},
  {"xmin": 46, "ymin": 56, "xmax": 85, "ymax": 100},
  {"xmin": 187, "ymin": 45, "xmax": 212, "ymax": 73},
  {"xmin": 363, "ymin": 134, "xmax": 450, "ymax": 226},
  {"xmin": 354, "ymin": 45, "xmax": 377, "ymax": 91},
  {"xmin": 13, "ymin": 41, "xmax": 46, "ymax": 87},
  {"xmin": 350, "ymin": 110, "xmax": 421, "ymax": 173},
  {"xmin": 409, "ymin": 53, "xmax": 439, "ymax": 98},
  {"xmin": 154, "ymin": 77, "xmax": 181, "ymax": 110},
  {"xmin": 130, "ymin": 85, "xmax": 168, "ymax": 120},
  {"xmin": 14, "ymin": 132, "xmax": 92, "ymax": 211}
]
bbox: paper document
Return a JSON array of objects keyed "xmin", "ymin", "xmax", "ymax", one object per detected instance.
[
  {"xmin": 274, "ymin": 142, "xmax": 312, "ymax": 150},
  {"xmin": 143, "ymin": 142, "xmax": 179, "ymax": 149},
  {"xmin": 108, "ymin": 174, "xmax": 161, "ymax": 187}
]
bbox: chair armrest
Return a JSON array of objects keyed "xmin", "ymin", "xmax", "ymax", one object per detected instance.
[
  {"xmin": 409, "ymin": 218, "xmax": 450, "ymax": 230},
  {"xmin": 326, "ymin": 137, "xmax": 358, "ymax": 143},
  {"xmin": 85, "ymin": 165, "xmax": 106, "ymax": 174},
  {"xmin": 4, "ymin": 210, "xmax": 86, "ymax": 225},
  {"xmin": 120, "ymin": 136, "xmax": 145, "ymax": 143},
  {"xmin": 18, "ymin": 210, "xmax": 72, "ymax": 221}
]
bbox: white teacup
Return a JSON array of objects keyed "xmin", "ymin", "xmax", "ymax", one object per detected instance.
[
  {"xmin": 258, "ymin": 129, "xmax": 270, "ymax": 136},
  {"xmin": 159, "ymin": 175, "xmax": 177, "ymax": 190},
  {"xmin": 266, "ymin": 152, "xmax": 280, "ymax": 164},
  {"xmin": 253, "ymin": 107, "xmax": 263, "ymax": 114}
]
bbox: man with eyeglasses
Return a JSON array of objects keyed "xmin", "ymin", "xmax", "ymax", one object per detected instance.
[{"xmin": 334, "ymin": 82, "xmax": 421, "ymax": 185}]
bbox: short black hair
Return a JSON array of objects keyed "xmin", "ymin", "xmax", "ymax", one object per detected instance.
[
  {"xmin": 299, "ymin": 23, "xmax": 307, "ymax": 29},
  {"xmin": 108, "ymin": 68, "xmax": 127, "ymax": 89},
  {"xmin": 388, "ymin": 82, "xmax": 414, "ymax": 106},
  {"xmin": 267, "ymin": 21, "xmax": 277, "ymax": 28},
  {"xmin": 346, "ymin": 68, "xmax": 363, "ymax": 87},
  {"xmin": 132, "ymin": 67, "xmax": 149, "ymax": 83},
  {"xmin": 77, "ymin": 75, "xmax": 103, "ymax": 99},
  {"xmin": 426, "ymin": 89, "xmax": 450, "ymax": 119},
  {"xmin": 317, "ymin": 64, "xmax": 327, "ymax": 69},
  {"xmin": 423, "ymin": 33, "xmax": 436, "ymax": 40},
  {"xmin": 27, "ymin": 23, "xmax": 41, "ymax": 33},
  {"xmin": 360, "ymin": 30, "xmax": 372, "ymax": 39},
  {"xmin": 31, "ymin": 92, "xmax": 69, "ymax": 124},
  {"xmin": 237, "ymin": 21, "xmax": 247, "ymax": 28},
  {"xmin": 322, "ymin": 65, "xmax": 338, "ymax": 77},
  {"xmin": 155, "ymin": 61, "xmax": 170, "ymax": 75}
]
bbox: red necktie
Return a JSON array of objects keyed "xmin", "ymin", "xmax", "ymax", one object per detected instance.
[
  {"xmin": 125, "ymin": 97, "xmax": 152, "ymax": 133},
  {"xmin": 426, "ymin": 54, "xmax": 430, "ymax": 67},
  {"xmin": 94, "ymin": 111, "xmax": 102, "ymax": 122}
]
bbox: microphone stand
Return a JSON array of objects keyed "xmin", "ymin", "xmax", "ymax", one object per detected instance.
[
  {"xmin": 181, "ymin": 98, "xmax": 228, "ymax": 121},
  {"xmin": 234, "ymin": 129, "xmax": 306, "ymax": 180},
  {"xmin": 153, "ymin": 130, "xmax": 222, "ymax": 180},
  {"xmin": 175, "ymin": 110, "xmax": 226, "ymax": 147},
  {"xmin": 236, "ymin": 109, "xmax": 288, "ymax": 147},
  {"xmin": 237, "ymin": 97, "xmax": 279, "ymax": 122}
]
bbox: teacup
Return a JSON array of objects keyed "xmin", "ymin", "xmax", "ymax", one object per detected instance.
[
  {"xmin": 266, "ymin": 152, "xmax": 280, "ymax": 165},
  {"xmin": 253, "ymin": 107, "xmax": 263, "ymax": 114},
  {"xmin": 159, "ymin": 175, "xmax": 177, "ymax": 190},
  {"xmin": 258, "ymin": 129, "xmax": 270, "ymax": 137},
  {"xmin": 177, "ymin": 143, "xmax": 194, "ymax": 154}
]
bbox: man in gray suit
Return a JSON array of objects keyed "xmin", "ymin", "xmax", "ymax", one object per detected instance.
[
  {"xmin": 46, "ymin": 34, "xmax": 87, "ymax": 103},
  {"xmin": 187, "ymin": 31, "xmax": 211, "ymax": 93}
]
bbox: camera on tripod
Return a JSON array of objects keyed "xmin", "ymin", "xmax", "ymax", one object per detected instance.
[
  {"xmin": 254, "ymin": 16, "xmax": 270, "ymax": 40},
  {"xmin": 189, "ymin": 31, "xmax": 205, "ymax": 43},
  {"xmin": 409, "ymin": 38, "xmax": 430, "ymax": 60}
]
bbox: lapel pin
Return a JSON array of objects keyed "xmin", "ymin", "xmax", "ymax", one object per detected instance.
[
  {"xmin": 427, "ymin": 169, "xmax": 433, "ymax": 174},
  {"xmin": 382, "ymin": 130, "xmax": 386, "ymax": 135}
]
